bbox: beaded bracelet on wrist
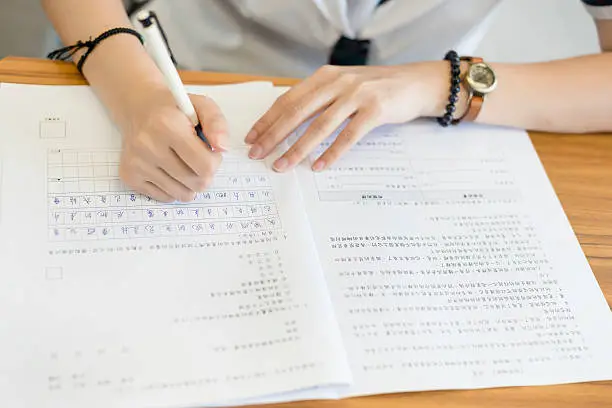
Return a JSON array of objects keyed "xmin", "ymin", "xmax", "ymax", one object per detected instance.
[{"xmin": 436, "ymin": 50, "xmax": 462, "ymax": 127}]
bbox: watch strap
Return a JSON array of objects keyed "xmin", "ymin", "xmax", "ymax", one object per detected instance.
[
  {"xmin": 463, "ymin": 92, "xmax": 483, "ymax": 122},
  {"xmin": 460, "ymin": 56, "xmax": 485, "ymax": 122}
]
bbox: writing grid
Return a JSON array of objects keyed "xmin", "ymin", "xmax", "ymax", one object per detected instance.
[{"xmin": 47, "ymin": 149, "xmax": 281, "ymax": 242}]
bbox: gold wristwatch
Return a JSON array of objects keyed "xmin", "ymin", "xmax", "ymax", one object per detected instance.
[{"xmin": 460, "ymin": 57, "xmax": 497, "ymax": 122}]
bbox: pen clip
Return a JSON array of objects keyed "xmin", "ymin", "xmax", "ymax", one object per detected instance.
[{"xmin": 137, "ymin": 10, "xmax": 177, "ymax": 67}]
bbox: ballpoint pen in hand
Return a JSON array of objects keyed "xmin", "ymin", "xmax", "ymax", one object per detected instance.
[{"xmin": 137, "ymin": 10, "xmax": 213, "ymax": 150}]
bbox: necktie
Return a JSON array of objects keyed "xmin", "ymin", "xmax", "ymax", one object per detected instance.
[{"xmin": 328, "ymin": 0, "xmax": 391, "ymax": 65}]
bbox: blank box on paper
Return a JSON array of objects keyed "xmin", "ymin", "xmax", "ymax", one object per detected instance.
[
  {"xmin": 92, "ymin": 152, "xmax": 107, "ymax": 164},
  {"xmin": 94, "ymin": 166, "xmax": 109, "ymax": 177},
  {"xmin": 95, "ymin": 180, "xmax": 110, "ymax": 192},
  {"xmin": 48, "ymin": 181, "xmax": 64, "ymax": 194},
  {"xmin": 107, "ymin": 151, "xmax": 121, "ymax": 164},
  {"xmin": 79, "ymin": 181, "xmax": 95, "ymax": 193},
  {"xmin": 78, "ymin": 152, "xmax": 92, "ymax": 164},
  {"xmin": 109, "ymin": 180, "xmax": 123, "ymax": 192},
  {"xmin": 63, "ymin": 166, "xmax": 78, "ymax": 178},
  {"xmin": 78, "ymin": 166, "xmax": 94, "ymax": 178},
  {"xmin": 62, "ymin": 152, "xmax": 78, "ymax": 164},
  {"xmin": 47, "ymin": 151, "xmax": 63, "ymax": 164},
  {"xmin": 108, "ymin": 166, "xmax": 119, "ymax": 177},
  {"xmin": 45, "ymin": 267, "xmax": 63, "ymax": 281},
  {"xmin": 47, "ymin": 166, "xmax": 63, "ymax": 179},
  {"xmin": 39, "ymin": 119, "xmax": 66, "ymax": 139},
  {"xmin": 64, "ymin": 181, "xmax": 79, "ymax": 194}
]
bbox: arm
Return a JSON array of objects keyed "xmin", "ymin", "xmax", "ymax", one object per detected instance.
[
  {"xmin": 439, "ymin": 53, "xmax": 612, "ymax": 134},
  {"xmin": 443, "ymin": 18, "xmax": 612, "ymax": 134},
  {"xmin": 41, "ymin": 0, "xmax": 227, "ymax": 202},
  {"xmin": 246, "ymin": 17, "xmax": 612, "ymax": 172},
  {"xmin": 42, "ymin": 0, "xmax": 164, "ymax": 133}
]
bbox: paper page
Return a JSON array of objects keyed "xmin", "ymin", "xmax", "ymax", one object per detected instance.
[
  {"xmin": 0, "ymin": 83, "xmax": 350, "ymax": 408},
  {"xmin": 294, "ymin": 120, "xmax": 612, "ymax": 396}
]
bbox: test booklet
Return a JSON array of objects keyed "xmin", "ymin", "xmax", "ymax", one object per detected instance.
[{"xmin": 0, "ymin": 82, "xmax": 611, "ymax": 408}]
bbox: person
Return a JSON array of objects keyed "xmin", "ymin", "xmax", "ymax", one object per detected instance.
[{"xmin": 42, "ymin": 0, "xmax": 612, "ymax": 203}]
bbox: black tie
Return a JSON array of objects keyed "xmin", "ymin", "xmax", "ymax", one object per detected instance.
[{"xmin": 328, "ymin": 0, "xmax": 391, "ymax": 65}]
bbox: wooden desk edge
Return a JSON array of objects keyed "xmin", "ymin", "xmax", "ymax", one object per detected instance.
[
  {"xmin": 1, "ymin": 56, "xmax": 611, "ymax": 408},
  {"xmin": 0, "ymin": 56, "xmax": 300, "ymax": 86}
]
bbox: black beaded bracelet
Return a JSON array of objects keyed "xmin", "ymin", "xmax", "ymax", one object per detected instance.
[
  {"xmin": 436, "ymin": 50, "xmax": 462, "ymax": 127},
  {"xmin": 47, "ymin": 28, "xmax": 144, "ymax": 74}
]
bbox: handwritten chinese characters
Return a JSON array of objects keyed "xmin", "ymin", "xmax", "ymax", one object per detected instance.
[{"xmin": 46, "ymin": 149, "xmax": 281, "ymax": 241}]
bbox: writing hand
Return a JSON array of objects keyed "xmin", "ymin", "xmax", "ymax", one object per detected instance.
[{"xmin": 119, "ymin": 88, "xmax": 228, "ymax": 202}]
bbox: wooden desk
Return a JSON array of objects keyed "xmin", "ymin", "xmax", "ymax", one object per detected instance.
[{"xmin": 1, "ymin": 56, "xmax": 611, "ymax": 408}]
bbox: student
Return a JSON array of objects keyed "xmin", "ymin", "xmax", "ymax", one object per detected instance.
[{"xmin": 42, "ymin": 0, "xmax": 612, "ymax": 203}]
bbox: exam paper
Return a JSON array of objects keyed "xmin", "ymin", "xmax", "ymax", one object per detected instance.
[
  {"xmin": 0, "ymin": 83, "xmax": 350, "ymax": 408},
  {"xmin": 1, "ymin": 81, "xmax": 611, "ymax": 408},
  {"xmin": 294, "ymin": 120, "xmax": 612, "ymax": 396}
]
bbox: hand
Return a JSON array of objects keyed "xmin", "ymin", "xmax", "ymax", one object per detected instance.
[
  {"xmin": 245, "ymin": 62, "xmax": 449, "ymax": 172},
  {"xmin": 119, "ymin": 87, "xmax": 228, "ymax": 202}
]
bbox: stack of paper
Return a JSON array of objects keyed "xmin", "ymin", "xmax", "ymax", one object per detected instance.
[{"xmin": 0, "ymin": 82, "xmax": 611, "ymax": 408}]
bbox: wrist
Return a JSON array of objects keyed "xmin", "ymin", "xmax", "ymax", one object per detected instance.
[{"xmin": 77, "ymin": 35, "xmax": 169, "ymax": 133}]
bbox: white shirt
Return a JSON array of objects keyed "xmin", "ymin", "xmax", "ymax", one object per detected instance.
[{"xmin": 141, "ymin": 0, "xmax": 504, "ymax": 77}]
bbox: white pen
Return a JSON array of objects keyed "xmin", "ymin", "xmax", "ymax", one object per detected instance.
[{"xmin": 136, "ymin": 9, "xmax": 213, "ymax": 150}]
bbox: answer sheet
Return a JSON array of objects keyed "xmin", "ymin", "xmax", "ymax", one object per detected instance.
[
  {"xmin": 0, "ymin": 83, "xmax": 350, "ymax": 408},
  {"xmin": 1, "ymin": 83, "xmax": 611, "ymax": 408},
  {"xmin": 294, "ymin": 120, "xmax": 612, "ymax": 396}
]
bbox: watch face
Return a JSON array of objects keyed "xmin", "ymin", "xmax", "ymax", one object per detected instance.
[{"xmin": 468, "ymin": 62, "xmax": 496, "ymax": 93}]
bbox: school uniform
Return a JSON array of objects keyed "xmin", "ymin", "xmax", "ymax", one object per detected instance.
[{"xmin": 139, "ymin": 0, "xmax": 612, "ymax": 77}]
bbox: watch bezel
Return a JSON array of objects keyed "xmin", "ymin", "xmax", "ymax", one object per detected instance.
[{"xmin": 466, "ymin": 62, "xmax": 497, "ymax": 94}]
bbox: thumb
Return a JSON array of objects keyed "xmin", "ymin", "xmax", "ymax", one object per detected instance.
[{"xmin": 189, "ymin": 94, "xmax": 230, "ymax": 152}]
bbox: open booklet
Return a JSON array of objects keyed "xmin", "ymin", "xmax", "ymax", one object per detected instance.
[{"xmin": 0, "ymin": 82, "xmax": 611, "ymax": 408}]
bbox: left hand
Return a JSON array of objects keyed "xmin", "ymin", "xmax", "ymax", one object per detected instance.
[{"xmin": 244, "ymin": 62, "xmax": 448, "ymax": 172}]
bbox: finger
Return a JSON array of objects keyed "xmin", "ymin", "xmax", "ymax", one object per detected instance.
[
  {"xmin": 271, "ymin": 97, "xmax": 358, "ymax": 172},
  {"xmin": 190, "ymin": 94, "xmax": 229, "ymax": 151},
  {"xmin": 138, "ymin": 181, "xmax": 174, "ymax": 203},
  {"xmin": 171, "ymin": 123, "xmax": 222, "ymax": 182},
  {"xmin": 146, "ymin": 165, "xmax": 196, "ymax": 203},
  {"xmin": 245, "ymin": 81, "xmax": 319, "ymax": 145},
  {"xmin": 312, "ymin": 109, "xmax": 379, "ymax": 171},
  {"xmin": 245, "ymin": 65, "xmax": 342, "ymax": 144},
  {"xmin": 129, "ymin": 117, "xmax": 218, "ymax": 193},
  {"xmin": 163, "ymin": 148, "xmax": 210, "ymax": 193},
  {"xmin": 247, "ymin": 84, "xmax": 340, "ymax": 160},
  {"xmin": 120, "ymin": 156, "xmax": 191, "ymax": 203},
  {"xmin": 245, "ymin": 84, "xmax": 330, "ymax": 148}
]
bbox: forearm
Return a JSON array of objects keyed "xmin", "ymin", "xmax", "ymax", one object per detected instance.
[
  {"xmin": 480, "ymin": 53, "xmax": 612, "ymax": 133},
  {"xmin": 41, "ymin": 0, "xmax": 166, "ymax": 132},
  {"xmin": 427, "ymin": 53, "xmax": 612, "ymax": 133}
]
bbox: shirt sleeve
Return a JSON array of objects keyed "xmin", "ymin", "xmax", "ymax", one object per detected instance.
[{"xmin": 582, "ymin": 0, "xmax": 612, "ymax": 19}]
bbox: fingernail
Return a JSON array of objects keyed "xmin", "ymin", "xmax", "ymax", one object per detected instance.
[
  {"xmin": 245, "ymin": 129, "xmax": 257, "ymax": 143},
  {"xmin": 312, "ymin": 160, "xmax": 326, "ymax": 172},
  {"xmin": 273, "ymin": 157, "xmax": 289, "ymax": 172},
  {"xmin": 248, "ymin": 144, "xmax": 263, "ymax": 159}
]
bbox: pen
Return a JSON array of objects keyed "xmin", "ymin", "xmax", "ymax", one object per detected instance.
[{"xmin": 136, "ymin": 10, "xmax": 213, "ymax": 150}]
